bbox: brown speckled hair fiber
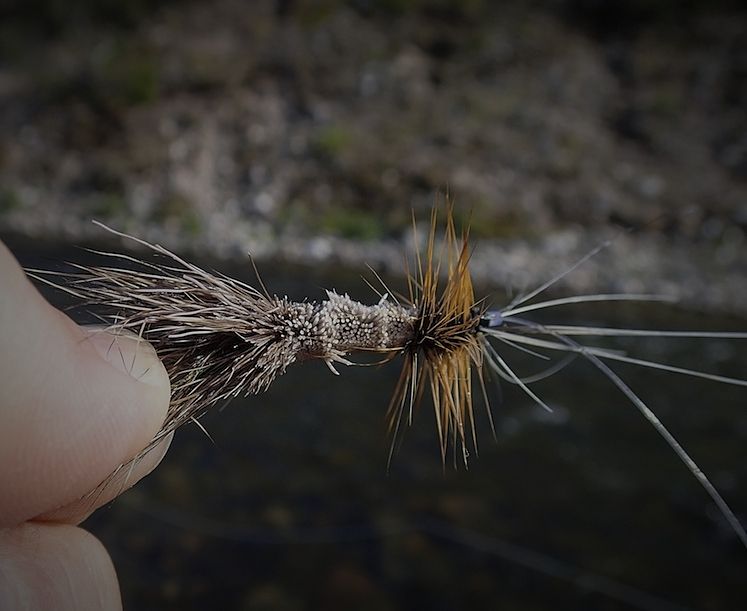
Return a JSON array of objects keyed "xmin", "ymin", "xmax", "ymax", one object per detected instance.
[{"xmin": 34, "ymin": 204, "xmax": 487, "ymax": 468}]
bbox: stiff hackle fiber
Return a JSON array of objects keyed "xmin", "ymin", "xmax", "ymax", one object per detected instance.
[
  {"xmin": 30, "ymin": 204, "xmax": 747, "ymax": 549},
  {"xmin": 386, "ymin": 205, "xmax": 488, "ymax": 467}
]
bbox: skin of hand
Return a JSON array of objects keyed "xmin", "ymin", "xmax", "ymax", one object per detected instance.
[{"xmin": 0, "ymin": 240, "xmax": 172, "ymax": 610}]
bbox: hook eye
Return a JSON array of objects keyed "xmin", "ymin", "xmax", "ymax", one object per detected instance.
[{"xmin": 479, "ymin": 310, "xmax": 503, "ymax": 328}]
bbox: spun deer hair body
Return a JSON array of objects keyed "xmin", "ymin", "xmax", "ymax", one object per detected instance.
[{"xmin": 29, "ymin": 203, "xmax": 747, "ymax": 548}]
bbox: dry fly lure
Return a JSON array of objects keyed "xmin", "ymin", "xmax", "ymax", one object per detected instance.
[{"xmin": 30, "ymin": 205, "xmax": 747, "ymax": 549}]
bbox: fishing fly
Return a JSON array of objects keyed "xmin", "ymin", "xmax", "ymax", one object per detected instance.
[{"xmin": 30, "ymin": 203, "xmax": 747, "ymax": 549}]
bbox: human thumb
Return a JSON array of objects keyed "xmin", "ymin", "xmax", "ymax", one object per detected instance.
[{"xmin": 0, "ymin": 241, "xmax": 171, "ymax": 527}]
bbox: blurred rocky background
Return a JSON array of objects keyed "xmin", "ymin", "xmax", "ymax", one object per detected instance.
[{"xmin": 1, "ymin": 0, "xmax": 746, "ymax": 311}]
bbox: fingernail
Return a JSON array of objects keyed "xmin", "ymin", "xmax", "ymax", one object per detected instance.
[{"xmin": 83, "ymin": 326, "xmax": 166, "ymax": 387}]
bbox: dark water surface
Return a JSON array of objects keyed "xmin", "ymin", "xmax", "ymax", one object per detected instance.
[{"xmin": 8, "ymin": 236, "xmax": 747, "ymax": 611}]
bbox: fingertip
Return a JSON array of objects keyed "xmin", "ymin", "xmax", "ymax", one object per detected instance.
[
  {"xmin": 37, "ymin": 432, "xmax": 174, "ymax": 525},
  {"xmin": 0, "ymin": 322, "xmax": 172, "ymax": 526},
  {"xmin": 0, "ymin": 244, "xmax": 173, "ymax": 526},
  {"xmin": 0, "ymin": 523, "xmax": 122, "ymax": 611},
  {"xmin": 81, "ymin": 327, "xmax": 171, "ymax": 457}
]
